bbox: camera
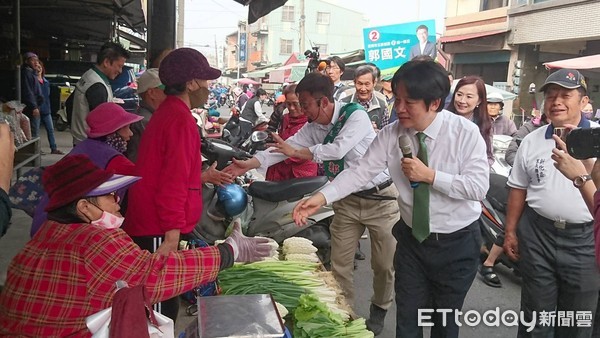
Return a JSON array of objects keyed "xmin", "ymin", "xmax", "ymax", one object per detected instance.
[
  {"xmin": 304, "ymin": 46, "xmax": 320, "ymax": 60},
  {"xmin": 304, "ymin": 46, "xmax": 326, "ymax": 75},
  {"xmin": 566, "ymin": 127, "xmax": 600, "ymax": 159}
]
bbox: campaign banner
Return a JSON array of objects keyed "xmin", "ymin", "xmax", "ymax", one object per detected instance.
[{"xmin": 363, "ymin": 19, "xmax": 436, "ymax": 76}]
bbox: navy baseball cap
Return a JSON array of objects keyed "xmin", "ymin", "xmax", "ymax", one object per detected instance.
[{"xmin": 539, "ymin": 69, "xmax": 587, "ymax": 93}]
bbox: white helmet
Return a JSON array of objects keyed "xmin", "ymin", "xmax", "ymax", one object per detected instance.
[
  {"xmin": 486, "ymin": 92, "xmax": 504, "ymax": 103},
  {"xmin": 486, "ymin": 92, "xmax": 504, "ymax": 109}
]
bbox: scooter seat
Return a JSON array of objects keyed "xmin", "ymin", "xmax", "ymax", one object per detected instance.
[{"xmin": 248, "ymin": 176, "xmax": 329, "ymax": 202}]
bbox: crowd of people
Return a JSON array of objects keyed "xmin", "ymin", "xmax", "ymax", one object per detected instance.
[{"xmin": 2, "ymin": 40, "xmax": 600, "ymax": 338}]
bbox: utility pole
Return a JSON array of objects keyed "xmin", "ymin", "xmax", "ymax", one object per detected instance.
[
  {"xmin": 299, "ymin": 0, "xmax": 305, "ymax": 52},
  {"xmin": 176, "ymin": 0, "xmax": 185, "ymax": 48},
  {"xmin": 15, "ymin": 0, "xmax": 21, "ymax": 101},
  {"xmin": 214, "ymin": 35, "xmax": 219, "ymax": 69},
  {"xmin": 237, "ymin": 25, "xmax": 241, "ymax": 80}
]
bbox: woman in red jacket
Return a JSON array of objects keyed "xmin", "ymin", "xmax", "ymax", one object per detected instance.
[
  {"xmin": 265, "ymin": 84, "xmax": 318, "ymax": 181},
  {"xmin": 124, "ymin": 48, "xmax": 222, "ymax": 321}
]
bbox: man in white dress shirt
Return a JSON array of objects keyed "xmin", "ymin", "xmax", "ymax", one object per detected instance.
[
  {"xmin": 293, "ymin": 60, "xmax": 489, "ymax": 338},
  {"xmin": 223, "ymin": 72, "xmax": 400, "ymax": 336}
]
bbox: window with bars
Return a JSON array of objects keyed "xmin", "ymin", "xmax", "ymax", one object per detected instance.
[
  {"xmin": 282, "ymin": 6, "xmax": 294, "ymax": 22},
  {"xmin": 481, "ymin": 0, "xmax": 508, "ymax": 10},
  {"xmin": 280, "ymin": 39, "xmax": 293, "ymax": 54},
  {"xmin": 316, "ymin": 12, "xmax": 330, "ymax": 25},
  {"xmin": 314, "ymin": 44, "xmax": 328, "ymax": 54}
]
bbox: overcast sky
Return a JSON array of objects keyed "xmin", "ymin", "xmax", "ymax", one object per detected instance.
[{"xmin": 183, "ymin": 0, "xmax": 446, "ymax": 51}]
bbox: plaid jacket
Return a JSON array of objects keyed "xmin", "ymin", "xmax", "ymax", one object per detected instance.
[{"xmin": 0, "ymin": 220, "xmax": 222, "ymax": 337}]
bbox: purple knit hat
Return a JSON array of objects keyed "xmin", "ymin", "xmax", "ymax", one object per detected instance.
[{"xmin": 159, "ymin": 48, "xmax": 221, "ymax": 86}]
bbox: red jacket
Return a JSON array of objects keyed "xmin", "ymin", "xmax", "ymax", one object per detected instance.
[
  {"xmin": 265, "ymin": 114, "xmax": 317, "ymax": 181},
  {"xmin": 124, "ymin": 96, "xmax": 202, "ymax": 236}
]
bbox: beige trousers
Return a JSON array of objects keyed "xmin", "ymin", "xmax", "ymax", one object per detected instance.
[{"xmin": 330, "ymin": 185, "xmax": 400, "ymax": 310}]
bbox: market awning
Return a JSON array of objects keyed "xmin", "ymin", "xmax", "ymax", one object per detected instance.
[
  {"xmin": 3, "ymin": 0, "xmax": 146, "ymax": 51},
  {"xmin": 544, "ymin": 54, "xmax": 600, "ymax": 70},
  {"xmin": 440, "ymin": 30, "xmax": 507, "ymax": 43},
  {"xmin": 233, "ymin": 0, "xmax": 288, "ymax": 24},
  {"xmin": 244, "ymin": 64, "xmax": 281, "ymax": 78}
]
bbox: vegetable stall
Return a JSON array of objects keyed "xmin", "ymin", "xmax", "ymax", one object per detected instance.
[{"xmin": 182, "ymin": 237, "xmax": 374, "ymax": 337}]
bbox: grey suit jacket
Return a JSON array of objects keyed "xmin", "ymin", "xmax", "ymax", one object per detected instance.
[{"xmin": 409, "ymin": 41, "xmax": 437, "ymax": 60}]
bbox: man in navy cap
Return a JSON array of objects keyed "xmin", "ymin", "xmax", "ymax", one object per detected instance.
[{"xmin": 504, "ymin": 69, "xmax": 600, "ymax": 337}]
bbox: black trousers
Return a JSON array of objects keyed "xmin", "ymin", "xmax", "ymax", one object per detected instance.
[
  {"xmin": 131, "ymin": 235, "xmax": 180, "ymax": 323},
  {"xmin": 393, "ymin": 218, "xmax": 480, "ymax": 338}
]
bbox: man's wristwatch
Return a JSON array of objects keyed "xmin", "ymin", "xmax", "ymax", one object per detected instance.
[{"xmin": 573, "ymin": 174, "xmax": 592, "ymax": 188}]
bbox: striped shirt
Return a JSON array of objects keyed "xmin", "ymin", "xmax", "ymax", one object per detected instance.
[{"xmin": 0, "ymin": 220, "xmax": 222, "ymax": 337}]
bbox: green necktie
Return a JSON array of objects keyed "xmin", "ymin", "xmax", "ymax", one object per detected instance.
[{"xmin": 412, "ymin": 132, "xmax": 430, "ymax": 242}]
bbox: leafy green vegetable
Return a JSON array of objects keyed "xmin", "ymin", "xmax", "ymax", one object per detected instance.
[{"xmin": 293, "ymin": 294, "xmax": 374, "ymax": 338}]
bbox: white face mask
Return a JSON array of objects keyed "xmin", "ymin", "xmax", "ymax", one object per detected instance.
[{"xmin": 91, "ymin": 211, "xmax": 124, "ymax": 229}]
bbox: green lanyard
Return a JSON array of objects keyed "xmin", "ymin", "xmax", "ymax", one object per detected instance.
[{"xmin": 323, "ymin": 103, "xmax": 363, "ymax": 179}]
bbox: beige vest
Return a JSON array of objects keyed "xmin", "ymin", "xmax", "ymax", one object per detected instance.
[{"xmin": 71, "ymin": 68, "xmax": 113, "ymax": 144}]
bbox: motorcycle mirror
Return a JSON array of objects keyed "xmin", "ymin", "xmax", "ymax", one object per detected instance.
[
  {"xmin": 222, "ymin": 129, "xmax": 232, "ymax": 142},
  {"xmin": 251, "ymin": 131, "xmax": 269, "ymax": 143}
]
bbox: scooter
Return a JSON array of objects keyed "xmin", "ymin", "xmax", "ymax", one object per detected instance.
[
  {"xmin": 265, "ymin": 94, "xmax": 275, "ymax": 107},
  {"xmin": 490, "ymin": 135, "xmax": 512, "ymax": 177},
  {"xmin": 222, "ymin": 109, "xmax": 269, "ymax": 149},
  {"xmin": 480, "ymin": 135, "xmax": 519, "ymax": 275},
  {"xmin": 226, "ymin": 94, "xmax": 235, "ymax": 108},
  {"xmin": 219, "ymin": 93, "xmax": 227, "ymax": 107},
  {"xmin": 194, "ymin": 136, "xmax": 335, "ymax": 264},
  {"xmin": 55, "ymin": 107, "xmax": 69, "ymax": 131},
  {"xmin": 480, "ymin": 173, "xmax": 519, "ymax": 274},
  {"xmin": 238, "ymin": 130, "xmax": 272, "ymax": 155}
]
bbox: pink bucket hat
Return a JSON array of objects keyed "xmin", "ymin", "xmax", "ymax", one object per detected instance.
[{"xmin": 86, "ymin": 102, "xmax": 143, "ymax": 138}]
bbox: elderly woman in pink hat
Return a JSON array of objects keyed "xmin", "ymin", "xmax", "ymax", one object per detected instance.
[{"xmin": 30, "ymin": 102, "xmax": 143, "ymax": 236}]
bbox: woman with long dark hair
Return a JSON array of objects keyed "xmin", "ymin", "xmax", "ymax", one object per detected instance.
[
  {"xmin": 447, "ymin": 76, "xmax": 494, "ymax": 166},
  {"xmin": 447, "ymin": 76, "xmax": 500, "ymax": 287}
]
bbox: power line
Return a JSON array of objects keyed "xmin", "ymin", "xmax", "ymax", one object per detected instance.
[
  {"xmin": 208, "ymin": 0, "xmax": 245, "ymax": 18},
  {"xmin": 185, "ymin": 26, "xmax": 239, "ymax": 30}
]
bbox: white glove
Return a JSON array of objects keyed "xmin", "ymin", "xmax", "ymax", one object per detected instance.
[{"xmin": 224, "ymin": 219, "xmax": 272, "ymax": 262}]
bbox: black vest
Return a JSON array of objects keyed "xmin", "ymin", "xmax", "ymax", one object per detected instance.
[{"xmin": 240, "ymin": 96, "xmax": 261, "ymax": 124}]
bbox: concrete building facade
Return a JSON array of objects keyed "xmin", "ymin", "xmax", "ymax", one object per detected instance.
[
  {"xmin": 443, "ymin": 0, "xmax": 600, "ymax": 117},
  {"xmin": 225, "ymin": 0, "xmax": 367, "ymax": 77},
  {"xmin": 508, "ymin": 0, "xmax": 600, "ymax": 112}
]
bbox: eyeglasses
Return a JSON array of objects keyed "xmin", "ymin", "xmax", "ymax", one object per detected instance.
[
  {"xmin": 326, "ymin": 66, "xmax": 340, "ymax": 71},
  {"xmin": 85, "ymin": 191, "xmax": 120, "ymax": 207},
  {"xmin": 106, "ymin": 191, "xmax": 120, "ymax": 204}
]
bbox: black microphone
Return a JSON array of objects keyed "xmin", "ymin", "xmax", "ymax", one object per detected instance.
[{"xmin": 399, "ymin": 135, "xmax": 419, "ymax": 188}]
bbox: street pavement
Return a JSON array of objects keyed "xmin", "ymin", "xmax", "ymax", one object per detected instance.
[{"xmin": 0, "ymin": 105, "xmax": 521, "ymax": 337}]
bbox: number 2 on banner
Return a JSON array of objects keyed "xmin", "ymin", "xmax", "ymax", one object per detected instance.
[{"xmin": 369, "ymin": 30, "xmax": 380, "ymax": 42}]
